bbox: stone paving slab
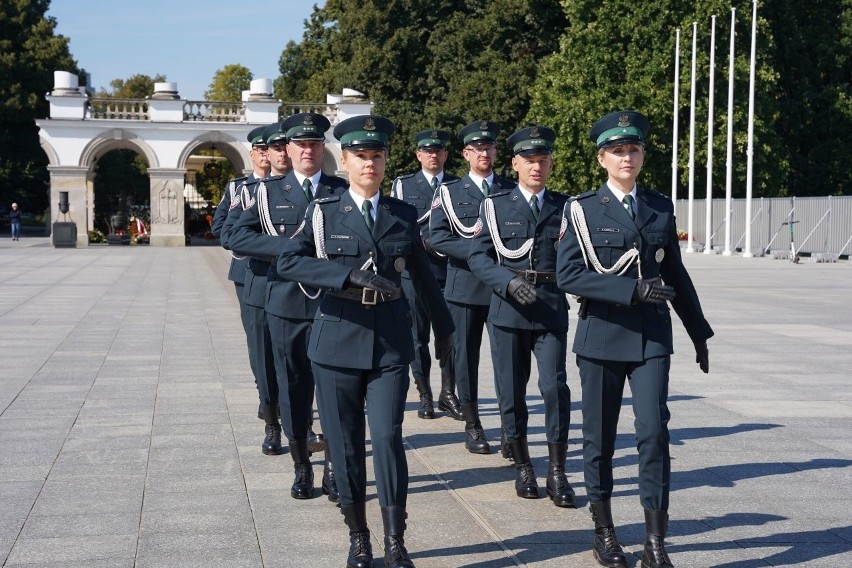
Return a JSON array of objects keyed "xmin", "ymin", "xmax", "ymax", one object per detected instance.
[{"xmin": 0, "ymin": 238, "xmax": 850, "ymax": 566}]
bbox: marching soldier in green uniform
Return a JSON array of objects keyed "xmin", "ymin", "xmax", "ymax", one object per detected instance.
[
  {"xmin": 213, "ymin": 125, "xmax": 279, "ymax": 454},
  {"xmin": 556, "ymin": 111, "xmax": 713, "ymax": 568},
  {"xmin": 468, "ymin": 125, "xmax": 576, "ymax": 507},
  {"xmin": 429, "ymin": 120, "xmax": 515, "ymax": 455},
  {"xmin": 231, "ymin": 115, "xmax": 347, "ymax": 503},
  {"xmin": 391, "ymin": 129, "xmax": 462, "ymax": 421},
  {"xmin": 278, "ymin": 116, "xmax": 454, "ymax": 568}
]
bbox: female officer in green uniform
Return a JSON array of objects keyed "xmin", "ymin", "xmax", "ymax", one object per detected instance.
[
  {"xmin": 277, "ymin": 115, "xmax": 454, "ymax": 568},
  {"xmin": 557, "ymin": 111, "xmax": 713, "ymax": 568}
]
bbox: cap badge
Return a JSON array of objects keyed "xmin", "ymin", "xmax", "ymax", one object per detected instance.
[
  {"xmin": 303, "ymin": 115, "xmax": 314, "ymax": 125},
  {"xmin": 530, "ymin": 127, "xmax": 540, "ymax": 138},
  {"xmin": 431, "ymin": 130, "xmax": 438, "ymax": 138},
  {"xmin": 479, "ymin": 121, "xmax": 488, "ymax": 130},
  {"xmin": 618, "ymin": 115, "xmax": 631, "ymax": 127},
  {"xmin": 364, "ymin": 117, "xmax": 376, "ymax": 131}
]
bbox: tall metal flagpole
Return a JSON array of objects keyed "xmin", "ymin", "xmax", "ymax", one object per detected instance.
[
  {"xmin": 743, "ymin": 0, "xmax": 758, "ymax": 258},
  {"xmin": 672, "ymin": 28, "xmax": 681, "ymax": 205},
  {"xmin": 704, "ymin": 15, "xmax": 717, "ymax": 254},
  {"xmin": 723, "ymin": 8, "xmax": 736, "ymax": 256},
  {"xmin": 686, "ymin": 21, "xmax": 698, "ymax": 253}
]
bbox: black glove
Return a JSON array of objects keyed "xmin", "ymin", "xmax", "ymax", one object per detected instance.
[
  {"xmin": 695, "ymin": 341, "xmax": 709, "ymax": 374},
  {"xmin": 632, "ymin": 277, "xmax": 676, "ymax": 305},
  {"xmin": 347, "ymin": 269, "xmax": 396, "ymax": 294},
  {"xmin": 434, "ymin": 335, "xmax": 453, "ymax": 368},
  {"xmin": 507, "ymin": 277, "xmax": 537, "ymax": 305}
]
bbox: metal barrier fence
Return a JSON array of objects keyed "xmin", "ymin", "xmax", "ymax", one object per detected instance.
[{"xmin": 675, "ymin": 196, "xmax": 852, "ymax": 257}]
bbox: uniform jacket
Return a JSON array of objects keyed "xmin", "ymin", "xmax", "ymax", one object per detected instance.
[
  {"xmin": 429, "ymin": 173, "xmax": 515, "ymax": 305},
  {"xmin": 468, "ymin": 186, "xmax": 569, "ymax": 332},
  {"xmin": 277, "ymin": 191, "xmax": 455, "ymax": 370},
  {"xmin": 230, "ymin": 172, "xmax": 347, "ymax": 319},
  {"xmin": 391, "ymin": 170, "xmax": 460, "ymax": 283},
  {"xmin": 221, "ymin": 175, "xmax": 265, "ymax": 307},
  {"xmin": 211, "ymin": 175, "xmax": 251, "ymax": 283},
  {"xmin": 556, "ymin": 184, "xmax": 714, "ymax": 361}
]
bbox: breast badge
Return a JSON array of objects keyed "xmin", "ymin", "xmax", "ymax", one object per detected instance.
[{"xmin": 655, "ymin": 248, "xmax": 665, "ymax": 263}]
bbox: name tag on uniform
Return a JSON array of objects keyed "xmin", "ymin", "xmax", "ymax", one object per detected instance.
[
  {"xmin": 275, "ymin": 205, "xmax": 294, "ymax": 209},
  {"xmin": 597, "ymin": 227, "xmax": 620, "ymax": 232},
  {"xmin": 504, "ymin": 221, "xmax": 523, "ymax": 226},
  {"xmin": 330, "ymin": 234, "xmax": 352, "ymax": 239}
]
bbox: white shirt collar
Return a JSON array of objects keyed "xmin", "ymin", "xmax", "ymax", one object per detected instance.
[
  {"xmin": 517, "ymin": 184, "xmax": 545, "ymax": 208},
  {"xmin": 294, "ymin": 170, "xmax": 322, "ymax": 189},
  {"xmin": 467, "ymin": 171, "xmax": 494, "ymax": 190},
  {"xmin": 348, "ymin": 190, "xmax": 379, "ymax": 219}
]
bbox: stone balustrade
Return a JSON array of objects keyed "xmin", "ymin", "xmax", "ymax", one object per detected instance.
[{"xmin": 86, "ymin": 98, "xmax": 149, "ymax": 120}]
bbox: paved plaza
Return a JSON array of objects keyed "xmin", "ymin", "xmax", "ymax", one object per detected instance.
[{"xmin": 0, "ymin": 236, "xmax": 850, "ymax": 567}]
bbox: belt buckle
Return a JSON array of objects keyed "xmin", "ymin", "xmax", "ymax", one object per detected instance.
[
  {"xmin": 361, "ymin": 288, "xmax": 377, "ymax": 305},
  {"xmin": 523, "ymin": 269, "xmax": 538, "ymax": 285}
]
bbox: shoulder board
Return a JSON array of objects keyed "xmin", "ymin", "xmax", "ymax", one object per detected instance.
[
  {"xmin": 265, "ymin": 174, "xmax": 286, "ymax": 182},
  {"xmin": 487, "ymin": 190, "xmax": 512, "ymax": 199},
  {"xmin": 244, "ymin": 178, "xmax": 263, "ymax": 186},
  {"xmin": 229, "ymin": 175, "xmax": 248, "ymax": 184},
  {"xmin": 315, "ymin": 195, "xmax": 340, "ymax": 205},
  {"xmin": 494, "ymin": 175, "xmax": 516, "ymax": 188},
  {"xmin": 443, "ymin": 173, "xmax": 461, "ymax": 183},
  {"xmin": 642, "ymin": 187, "xmax": 668, "ymax": 200},
  {"xmin": 442, "ymin": 177, "xmax": 463, "ymax": 186},
  {"xmin": 572, "ymin": 190, "xmax": 597, "ymax": 201},
  {"xmin": 395, "ymin": 173, "xmax": 416, "ymax": 181},
  {"xmin": 384, "ymin": 195, "xmax": 411, "ymax": 206}
]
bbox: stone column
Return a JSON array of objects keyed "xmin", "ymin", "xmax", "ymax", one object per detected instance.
[
  {"xmin": 47, "ymin": 165, "xmax": 90, "ymax": 247},
  {"xmin": 148, "ymin": 168, "xmax": 187, "ymax": 247}
]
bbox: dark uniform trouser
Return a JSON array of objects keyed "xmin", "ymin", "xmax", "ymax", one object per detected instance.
[
  {"xmin": 267, "ymin": 314, "xmax": 314, "ymax": 440},
  {"xmin": 577, "ymin": 354, "xmax": 671, "ymax": 510},
  {"xmin": 234, "ymin": 282, "xmax": 259, "ymax": 390},
  {"xmin": 402, "ymin": 276, "xmax": 451, "ymax": 381},
  {"xmin": 491, "ymin": 325, "xmax": 570, "ymax": 443},
  {"xmin": 245, "ymin": 302, "xmax": 277, "ymax": 408},
  {"xmin": 447, "ymin": 301, "xmax": 491, "ymax": 405},
  {"xmin": 312, "ymin": 362, "xmax": 409, "ymax": 508}
]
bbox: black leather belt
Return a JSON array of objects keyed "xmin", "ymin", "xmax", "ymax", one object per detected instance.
[
  {"xmin": 508, "ymin": 268, "xmax": 557, "ymax": 285},
  {"xmin": 326, "ymin": 287, "xmax": 402, "ymax": 306}
]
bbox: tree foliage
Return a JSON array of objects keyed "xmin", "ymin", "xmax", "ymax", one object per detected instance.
[
  {"xmin": 276, "ymin": 0, "xmax": 566, "ymax": 185},
  {"xmin": 0, "ymin": 0, "xmax": 79, "ymax": 213},
  {"xmin": 205, "ymin": 64, "xmax": 253, "ymax": 102},
  {"xmin": 97, "ymin": 73, "xmax": 166, "ymax": 98}
]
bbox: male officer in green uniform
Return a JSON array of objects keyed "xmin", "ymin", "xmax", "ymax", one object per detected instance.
[
  {"xmin": 213, "ymin": 125, "xmax": 279, "ymax": 453},
  {"xmin": 429, "ymin": 120, "xmax": 515, "ymax": 455},
  {"xmin": 468, "ymin": 125, "xmax": 575, "ymax": 508},
  {"xmin": 556, "ymin": 111, "xmax": 713, "ymax": 568},
  {"xmin": 391, "ymin": 129, "xmax": 461, "ymax": 421},
  {"xmin": 278, "ymin": 115, "xmax": 454, "ymax": 568},
  {"xmin": 230, "ymin": 115, "xmax": 347, "ymax": 503}
]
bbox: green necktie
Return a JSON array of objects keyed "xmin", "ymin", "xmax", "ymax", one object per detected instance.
[
  {"xmin": 530, "ymin": 195, "xmax": 540, "ymax": 221},
  {"xmin": 302, "ymin": 178, "xmax": 313, "ymax": 202},
  {"xmin": 362, "ymin": 199, "xmax": 374, "ymax": 231},
  {"xmin": 431, "ymin": 176, "xmax": 439, "ymax": 191},
  {"xmin": 623, "ymin": 194, "xmax": 635, "ymax": 220},
  {"xmin": 481, "ymin": 179, "xmax": 490, "ymax": 197}
]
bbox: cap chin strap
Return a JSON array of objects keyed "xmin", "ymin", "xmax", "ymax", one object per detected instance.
[
  {"xmin": 568, "ymin": 200, "xmax": 642, "ymax": 278},
  {"xmin": 483, "ymin": 198, "xmax": 534, "ymax": 266}
]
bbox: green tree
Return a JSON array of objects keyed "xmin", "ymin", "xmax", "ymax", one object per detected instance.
[
  {"xmin": 205, "ymin": 64, "xmax": 253, "ymax": 102},
  {"xmin": 0, "ymin": 0, "xmax": 80, "ymax": 213},
  {"xmin": 97, "ymin": 73, "xmax": 166, "ymax": 98}
]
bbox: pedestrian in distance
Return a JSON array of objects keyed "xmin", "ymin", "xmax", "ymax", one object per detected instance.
[{"xmin": 9, "ymin": 203, "xmax": 22, "ymax": 241}]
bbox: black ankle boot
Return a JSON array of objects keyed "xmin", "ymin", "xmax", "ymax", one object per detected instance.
[
  {"xmin": 545, "ymin": 442, "xmax": 576, "ymax": 508},
  {"xmin": 307, "ymin": 426, "xmax": 325, "ymax": 454},
  {"xmin": 641, "ymin": 509, "xmax": 673, "ymax": 567},
  {"xmin": 341, "ymin": 503, "xmax": 373, "ymax": 568},
  {"xmin": 260, "ymin": 404, "xmax": 282, "ymax": 455},
  {"xmin": 381, "ymin": 506, "xmax": 414, "ymax": 568},
  {"xmin": 413, "ymin": 375, "xmax": 434, "ymax": 419},
  {"xmin": 289, "ymin": 438, "xmax": 314, "ymax": 499},
  {"xmin": 589, "ymin": 501, "xmax": 628, "ymax": 568},
  {"xmin": 500, "ymin": 428, "xmax": 514, "ymax": 463},
  {"xmin": 509, "ymin": 437, "xmax": 539, "ymax": 499},
  {"xmin": 461, "ymin": 402, "xmax": 490, "ymax": 454},
  {"xmin": 321, "ymin": 445, "xmax": 339, "ymax": 504},
  {"xmin": 436, "ymin": 367, "xmax": 463, "ymax": 421}
]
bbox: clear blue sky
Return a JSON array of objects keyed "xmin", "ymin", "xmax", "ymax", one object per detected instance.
[{"xmin": 47, "ymin": 0, "xmax": 322, "ymax": 100}]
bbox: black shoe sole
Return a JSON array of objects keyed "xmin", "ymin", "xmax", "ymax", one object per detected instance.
[
  {"xmin": 465, "ymin": 444, "xmax": 491, "ymax": 455},
  {"xmin": 261, "ymin": 446, "xmax": 283, "ymax": 455},
  {"xmin": 417, "ymin": 410, "xmax": 435, "ymax": 419},
  {"xmin": 437, "ymin": 402, "xmax": 464, "ymax": 421},
  {"xmin": 516, "ymin": 488, "xmax": 540, "ymax": 499},
  {"xmin": 592, "ymin": 549, "xmax": 628, "ymax": 568},
  {"xmin": 290, "ymin": 489, "xmax": 315, "ymax": 499}
]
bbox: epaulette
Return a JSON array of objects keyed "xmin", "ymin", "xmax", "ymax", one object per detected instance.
[
  {"xmin": 244, "ymin": 177, "xmax": 263, "ymax": 186},
  {"xmin": 265, "ymin": 174, "xmax": 286, "ymax": 182},
  {"xmin": 384, "ymin": 195, "xmax": 413, "ymax": 208},
  {"xmin": 571, "ymin": 190, "xmax": 597, "ymax": 201},
  {"xmin": 442, "ymin": 177, "xmax": 463, "ymax": 187},
  {"xmin": 229, "ymin": 175, "xmax": 248, "ymax": 184},
  {"xmin": 487, "ymin": 190, "xmax": 512, "ymax": 199},
  {"xmin": 315, "ymin": 195, "xmax": 340, "ymax": 205},
  {"xmin": 643, "ymin": 187, "xmax": 668, "ymax": 200},
  {"xmin": 394, "ymin": 173, "xmax": 416, "ymax": 181}
]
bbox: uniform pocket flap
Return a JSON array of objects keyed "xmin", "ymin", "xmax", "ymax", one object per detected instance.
[{"xmin": 591, "ymin": 232, "xmax": 624, "ymax": 247}]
